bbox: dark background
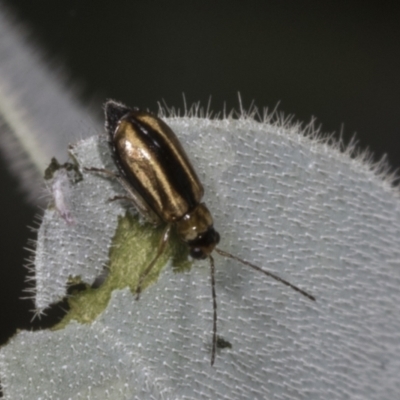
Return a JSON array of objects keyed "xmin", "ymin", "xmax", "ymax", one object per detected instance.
[{"xmin": 1, "ymin": 1, "xmax": 399, "ymax": 344}]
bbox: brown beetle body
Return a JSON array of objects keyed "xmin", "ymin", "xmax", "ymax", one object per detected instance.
[
  {"xmin": 113, "ymin": 109, "xmax": 204, "ymax": 222},
  {"xmin": 107, "ymin": 102, "xmax": 220, "ymax": 260},
  {"xmin": 86, "ymin": 100, "xmax": 315, "ymax": 366}
]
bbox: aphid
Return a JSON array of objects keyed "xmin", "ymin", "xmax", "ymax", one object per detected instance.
[
  {"xmin": 44, "ymin": 158, "xmax": 80, "ymax": 225},
  {"xmin": 86, "ymin": 100, "xmax": 315, "ymax": 366},
  {"xmin": 50, "ymin": 169, "xmax": 75, "ymax": 225}
]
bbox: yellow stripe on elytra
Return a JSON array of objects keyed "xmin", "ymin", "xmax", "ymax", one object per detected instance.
[
  {"xmin": 118, "ymin": 122, "xmax": 191, "ymax": 221},
  {"xmin": 137, "ymin": 114, "xmax": 203, "ymax": 200}
]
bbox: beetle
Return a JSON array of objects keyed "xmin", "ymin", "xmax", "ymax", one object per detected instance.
[{"xmin": 86, "ymin": 100, "xmax": 315, "ymax": 365}]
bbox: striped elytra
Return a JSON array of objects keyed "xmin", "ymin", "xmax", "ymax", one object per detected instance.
[
  {"xmin": 86, "ymin": 100, "xmax": 315, "ymax": 366},
  {"xmin": 112, "ymin": 109, "xmax": 204, "ymax": 222}
]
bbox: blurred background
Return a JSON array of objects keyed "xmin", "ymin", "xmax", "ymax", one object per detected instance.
[{"xmin": 0, "ymin": 1, "xmax": 399, "ymax": 344}]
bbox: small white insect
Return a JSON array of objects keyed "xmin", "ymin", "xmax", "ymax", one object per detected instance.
[{"xmin": 48, "ymin": 166, "xmax": 76, "ymax": 226}]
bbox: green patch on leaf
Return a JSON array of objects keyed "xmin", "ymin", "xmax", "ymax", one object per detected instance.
[{"xmin": 54, "ymin": 213, "xmax": 191, "ymax": 329}]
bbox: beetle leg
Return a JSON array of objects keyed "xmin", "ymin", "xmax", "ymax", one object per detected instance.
[
  {"xmin": 107, "ymin": 195, "xmax": 135, "ymax": 203},
  {"xmin": 136, "ymin": 224, "xmax": 171, "ymax": 300},
  {"xmin": 84, "ymin": 167, "xmax": 161, "ymax": 225},
  {"xmin": 84, "ymin": 166, "xmax": 115, "ymax": 176}
]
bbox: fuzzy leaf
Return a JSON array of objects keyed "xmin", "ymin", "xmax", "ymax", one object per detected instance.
[{"xmin": 1, "ymin": 115, "xmax": 400, "ymax": 399}]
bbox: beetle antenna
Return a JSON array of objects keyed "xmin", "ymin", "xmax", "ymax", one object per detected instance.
[
  {"xmin": 209, "ymin": 255, "xmax": 217, "ymax": 366},
  {"xmin": 215, "ymin": 248, "xmax": 316, "ymax": 301}
]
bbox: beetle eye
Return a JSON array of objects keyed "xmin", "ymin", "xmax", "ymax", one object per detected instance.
[{"xmin": 190, "ymin": 247, "xmax": 206, "ymax": 260}]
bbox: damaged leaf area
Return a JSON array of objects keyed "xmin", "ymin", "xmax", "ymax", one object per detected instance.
[
  {"xmin": 32, "ymin": 135, "xmax": 190, "ymax": 319},
  {"xmin": 55, "ymin": 213, "xmax": 191, "ymax": 329}
]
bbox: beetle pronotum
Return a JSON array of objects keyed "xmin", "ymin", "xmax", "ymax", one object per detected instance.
[{"xmin": 86, "ymin": 100, "xmax": 315, "ymax": 366}]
